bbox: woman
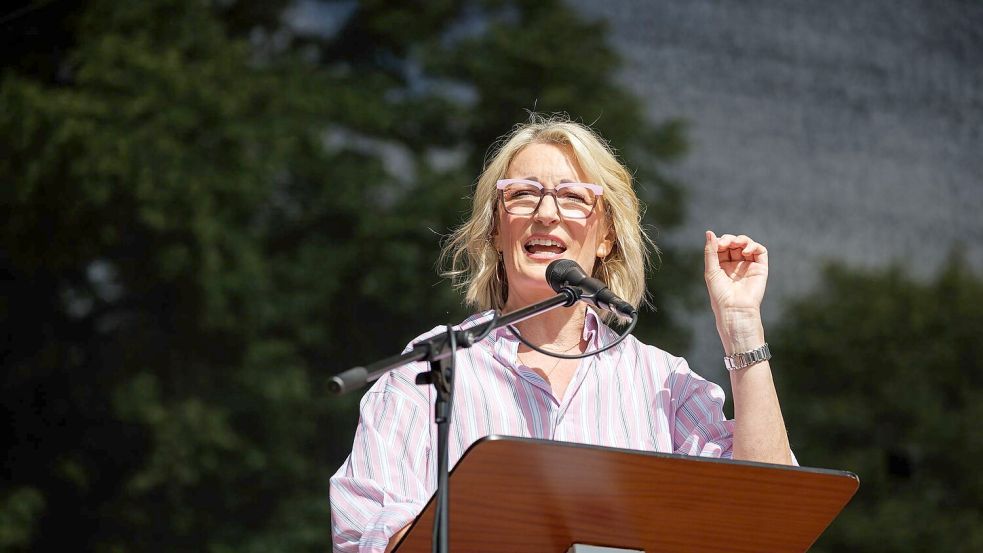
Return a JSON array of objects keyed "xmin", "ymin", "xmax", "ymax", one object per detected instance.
[{"xmin": 330, "ymin": 115, "xmax": 793, "ymax": 552}]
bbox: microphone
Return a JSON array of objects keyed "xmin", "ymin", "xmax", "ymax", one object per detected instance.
[{"xmin": 546, "ymin": 259, "xmax": 637, "ymax": 323}]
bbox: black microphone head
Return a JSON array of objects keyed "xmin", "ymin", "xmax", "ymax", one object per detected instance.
[{"xmin": 546, "ymin": 259, "xmax": 587, "ymax": 292}]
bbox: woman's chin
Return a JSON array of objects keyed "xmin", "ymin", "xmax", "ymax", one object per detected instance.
[{"xmin": 505, "ymin": 271, "xmax": 555, "ymax": 298}]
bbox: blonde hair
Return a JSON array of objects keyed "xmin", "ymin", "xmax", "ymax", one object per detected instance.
[{"xmin": 441, "ymin": 114, "xmax": 657, "ymax": 324}]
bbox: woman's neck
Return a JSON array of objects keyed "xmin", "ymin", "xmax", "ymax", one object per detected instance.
[{"xmin": 506, "ymin": 300, "xmax": 587, "ymax": 352}]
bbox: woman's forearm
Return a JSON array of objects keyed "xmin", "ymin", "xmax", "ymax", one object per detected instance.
[{"xmin": 719, "ymin": 315, "xmax": 793, "ymax": 465}]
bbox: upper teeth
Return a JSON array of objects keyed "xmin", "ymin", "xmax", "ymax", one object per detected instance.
[{"xmin": 527, "ymin": 238, "xmax": 563, "ymax": 248}]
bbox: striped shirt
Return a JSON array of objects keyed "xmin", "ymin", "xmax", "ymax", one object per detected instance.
[{"xmin": 330, "ymin": 309, "xmax": 737, "ymax": 553}]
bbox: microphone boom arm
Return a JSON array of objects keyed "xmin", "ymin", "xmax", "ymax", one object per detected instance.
[{"xmin": 328, "ymin": 287, "xmax": 578, "ymax": 394}]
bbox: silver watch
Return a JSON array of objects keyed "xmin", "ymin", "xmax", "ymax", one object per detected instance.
[{"xmin": 723, "ymin": 343, "xmax": 771, "ymax": 371}]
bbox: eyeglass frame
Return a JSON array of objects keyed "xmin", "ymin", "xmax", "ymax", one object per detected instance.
[{"xmin": 495, "ymin": 179, "xmax": 604, "ymax": 219}]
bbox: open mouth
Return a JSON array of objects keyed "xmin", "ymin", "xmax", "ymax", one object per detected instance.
[{"xmin": 523, "ymin": 237, "xmax": 567, "ymax": 258}]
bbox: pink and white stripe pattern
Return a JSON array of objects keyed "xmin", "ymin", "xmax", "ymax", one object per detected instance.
[{"xmin": 330, "ymin": 309, "xmax": 737, "ymax": 552}]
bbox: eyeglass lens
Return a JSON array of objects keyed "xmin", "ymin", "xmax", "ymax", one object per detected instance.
[{"xmin": 501, "ymin": 183, "xmax": 596, "ymax": 218}]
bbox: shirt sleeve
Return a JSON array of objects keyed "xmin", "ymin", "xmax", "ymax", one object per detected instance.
[
  {"xmin": 330, "ymin": 369, "xmax": 434, "ymax": 553},
  {"xmin": 667, "ymin": 358, "xmax": 799, "ymax": 466},
  {"xmin": 668, "ymin": 358, "xmax": 736, "ymax": 459}
]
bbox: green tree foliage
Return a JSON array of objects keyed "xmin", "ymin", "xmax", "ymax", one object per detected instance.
[
  {"xmin": 1, "ymin": 0, "xmax": 691, "ymax": 550},
  {"xmin": 772, "ymin": 257, "xmax": 983, "ymax": 553}
]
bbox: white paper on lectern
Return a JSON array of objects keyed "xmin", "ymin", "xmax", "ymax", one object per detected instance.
[{"xmin": 566, "ymin": 545, "xmax": 644, "ymax": 553}]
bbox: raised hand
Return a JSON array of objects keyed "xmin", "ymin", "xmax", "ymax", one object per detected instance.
[{"xmin": 703, "ymin": 230, "xmax": 768, "ymax": 354}]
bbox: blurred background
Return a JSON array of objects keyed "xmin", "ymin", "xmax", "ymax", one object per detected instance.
[{"xmin": 1, "ymin": 0, "xmax": 980, "ymax": 551}]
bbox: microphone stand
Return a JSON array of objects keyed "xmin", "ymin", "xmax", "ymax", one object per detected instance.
[{"xmin": 329, "ymin": 287, "xmax": 579, "ymax": 553}]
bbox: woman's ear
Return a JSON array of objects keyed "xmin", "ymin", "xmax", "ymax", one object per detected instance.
[{"xmin": 596, "ymin": 224, "xmax": 616, "ymax": 258}]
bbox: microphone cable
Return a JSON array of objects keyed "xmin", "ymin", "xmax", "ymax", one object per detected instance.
[{"xmin": 506, "ymin": 307, "xmax": 638, "ymax": 360}]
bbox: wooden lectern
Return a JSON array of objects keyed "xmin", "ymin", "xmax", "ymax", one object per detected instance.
[{"xmin": 392, "ymin": 436, "xmax": 858, "ymax": 553}]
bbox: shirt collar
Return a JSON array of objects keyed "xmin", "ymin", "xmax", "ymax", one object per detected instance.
[{"xmin": 582, "ymin": 306, "xmax": 601, "ymax": 343}]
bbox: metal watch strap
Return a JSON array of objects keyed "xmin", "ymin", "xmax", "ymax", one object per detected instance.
[{"xmin": 723, "ymin": 343, "xmax": 772, "ymax": 371}]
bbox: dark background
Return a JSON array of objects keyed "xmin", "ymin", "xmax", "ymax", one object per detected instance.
[{"xmin": 1, "ymin": 1, "xmax": 980, "ymax": 551}]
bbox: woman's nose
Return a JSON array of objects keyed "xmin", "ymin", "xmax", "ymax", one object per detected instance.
[{"xmin": 533, "ymin": 193, "xmax": 561, "ymax": 224}]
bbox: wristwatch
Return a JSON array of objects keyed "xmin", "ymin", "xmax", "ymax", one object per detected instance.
[{"xmin": 723, "ymin": 343, "xmax": 772, "ymax": 371}]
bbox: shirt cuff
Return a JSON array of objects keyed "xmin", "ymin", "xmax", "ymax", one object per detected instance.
[{"xmin": 358, "ymin": 501, "xmax": 422, "ymax": 553}]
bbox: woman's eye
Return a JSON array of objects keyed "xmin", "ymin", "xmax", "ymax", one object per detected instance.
[{"xmin": 559, "ymin": 191, "xmax": 589, "ymax": 203}]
